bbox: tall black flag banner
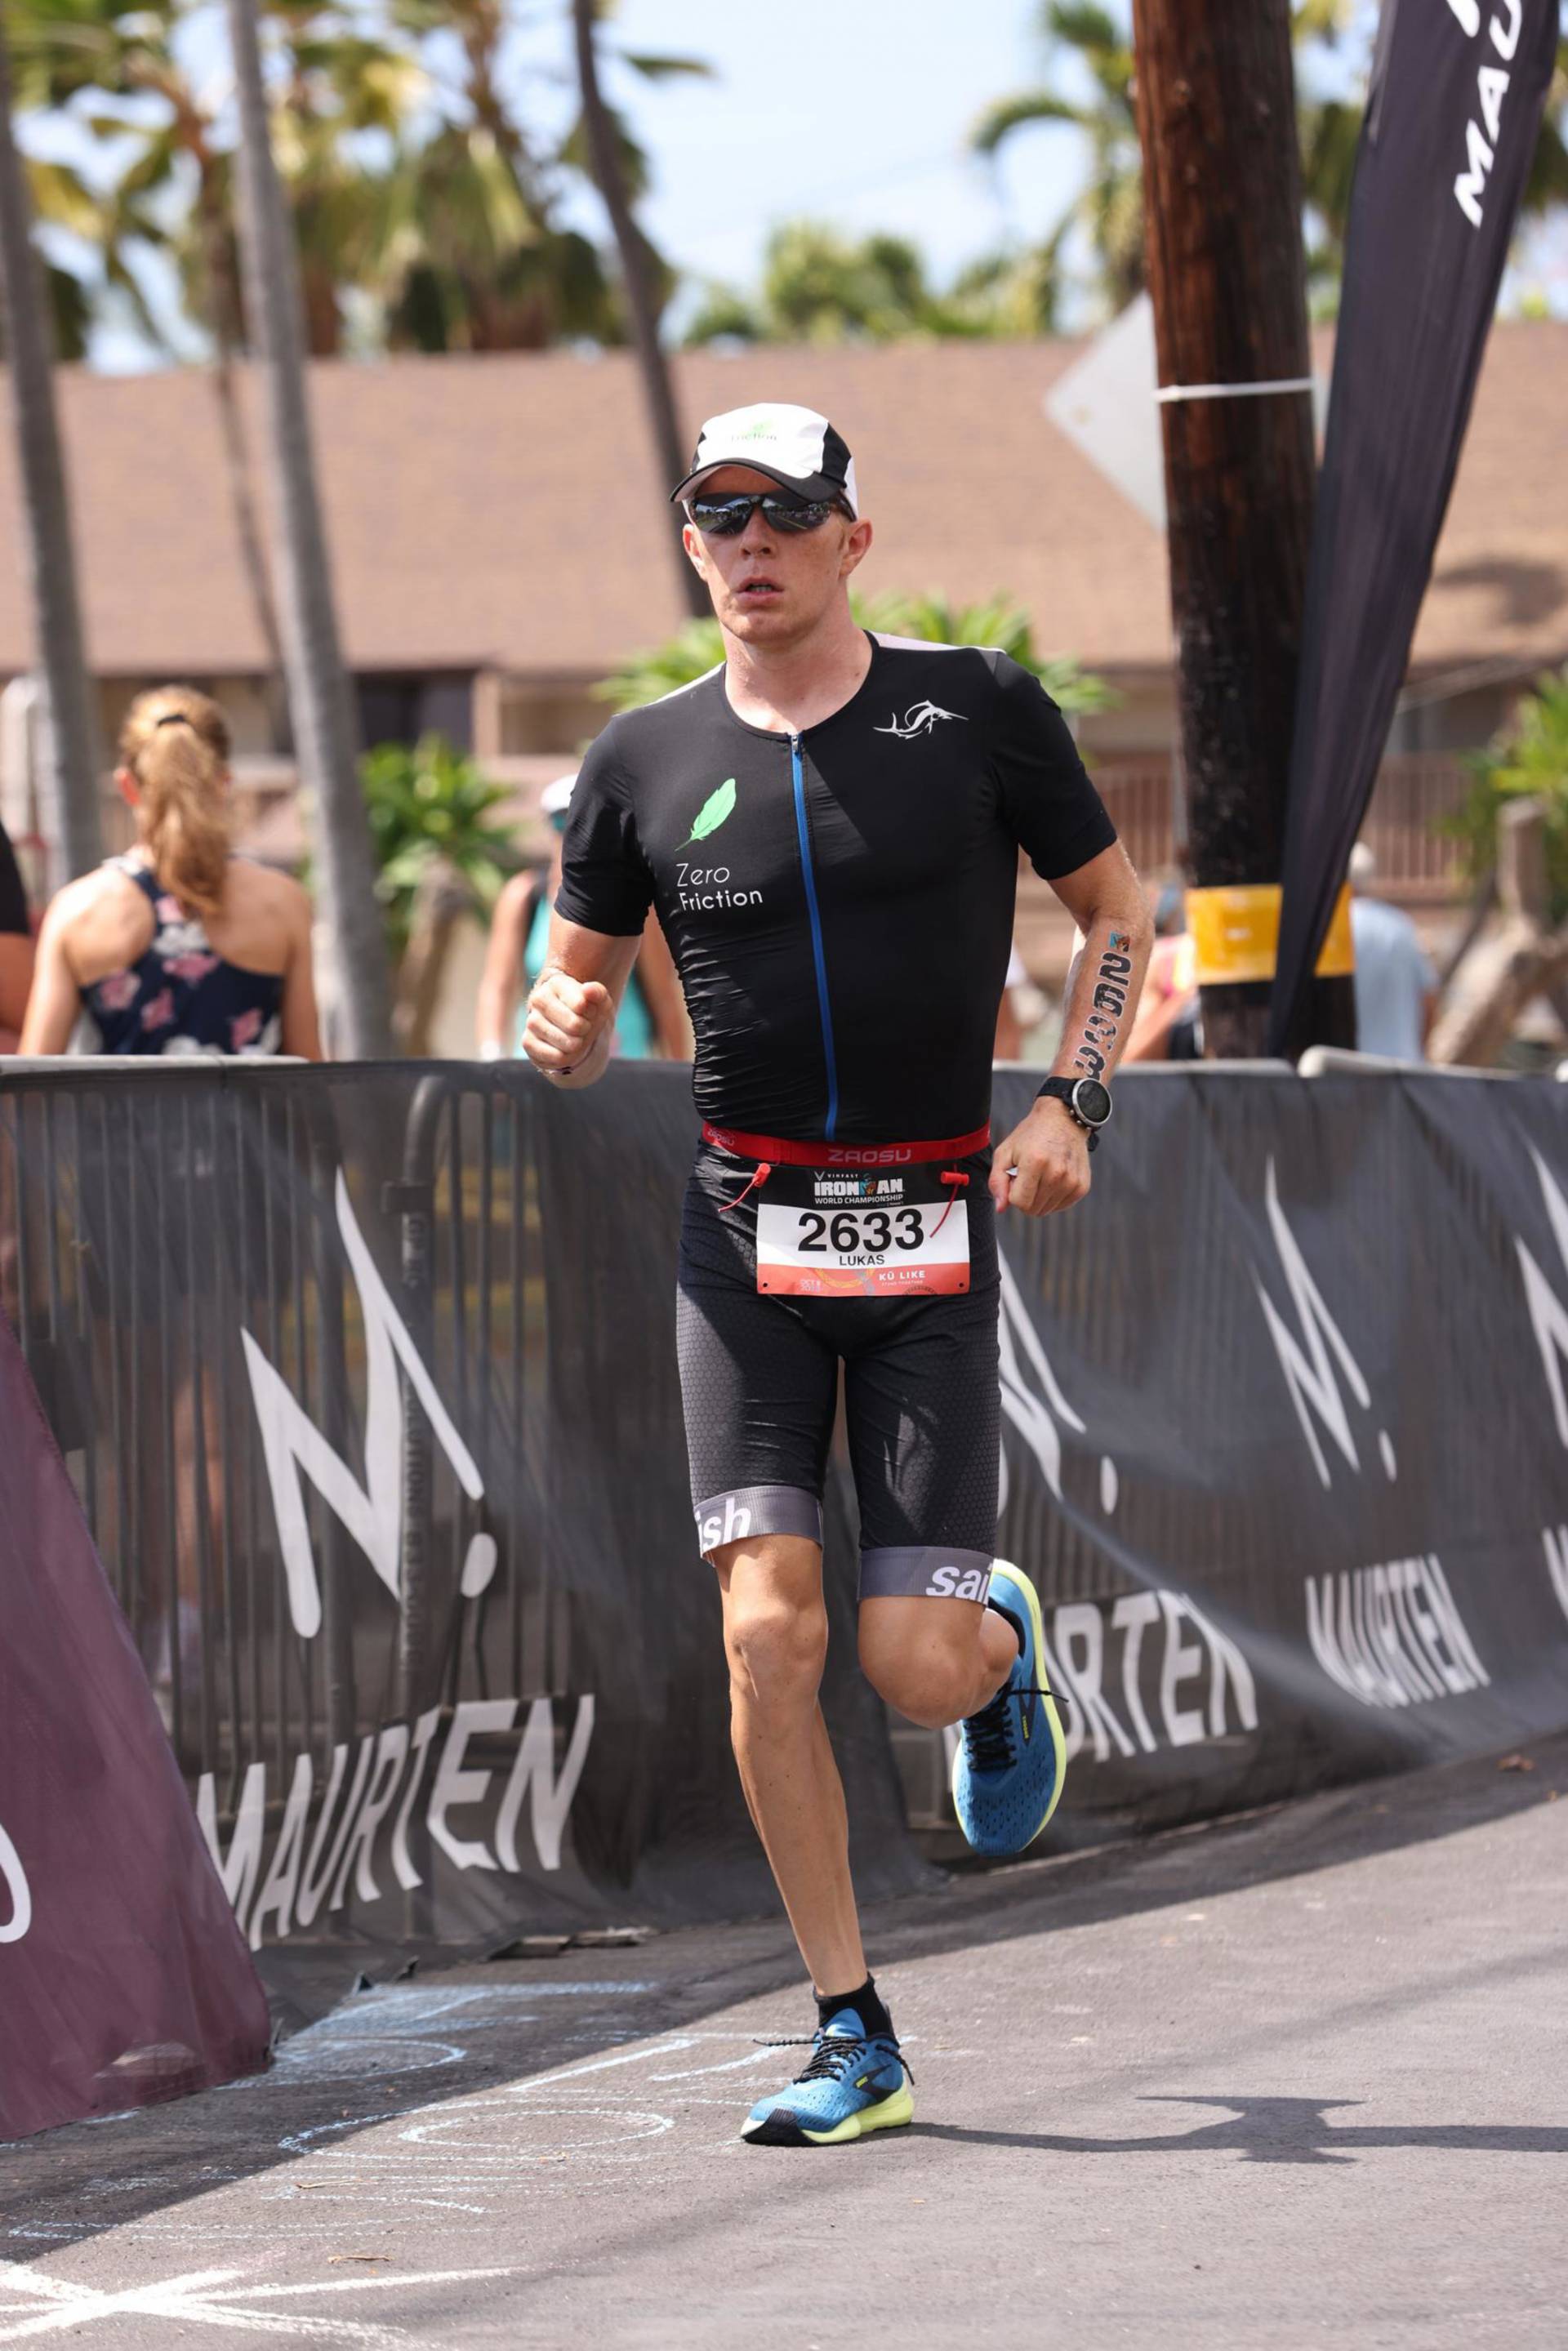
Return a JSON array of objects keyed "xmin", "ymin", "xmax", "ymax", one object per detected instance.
[{"xmin": 1267, "ymin": 0, "xmax": 1559, "ymax": 1056}]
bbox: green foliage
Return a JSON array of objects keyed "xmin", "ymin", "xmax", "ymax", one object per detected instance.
[
  {"xmin": 684, "ymin": 220, "xmax": 1062, "ymax": 348},
  {"xmin": 969, "ymin": 1, "xmax": 1560, "ymax": 318},
  {"xmin": 1444, "ymin": 670, "xmax": 1568, "ymax": 927},
  {"xmin": 9, "ymin": 0, "xmax": 699, "ymax": 361},
  {"xmin": 597, "ymin": 595, "xmax": 1112, "ymax": 715},
  {"xmin": 359, "ymin": 734, "xmax": 521, "ymax": 957},
  {"xmin": 854, "ymin": 592, "xmax": 1114, "ymax": 714},
  {"xmin": 596, "ymin": 616, "xmax": 726, "ymax": 710},
  {"xmin": 969, "ymin": 1, "xmax": 1143, "ymax": 320}
]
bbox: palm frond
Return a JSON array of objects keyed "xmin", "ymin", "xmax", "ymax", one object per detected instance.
[{"xmin": 970, "ymin": 90, "xmax": 1087, "ymax": 156}]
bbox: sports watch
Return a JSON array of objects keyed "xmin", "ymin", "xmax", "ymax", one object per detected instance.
[{"xmin": 1035, "ymin": 1075, "xmax": 1111, "ymax": 1152}]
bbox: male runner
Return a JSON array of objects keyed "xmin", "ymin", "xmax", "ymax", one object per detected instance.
[{"xmin": 523, "ymin": 403, "xmax": 1152, "ymax": 2146}]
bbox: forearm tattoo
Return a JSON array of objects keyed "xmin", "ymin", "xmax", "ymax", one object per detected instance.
[{"xmin": 1070, "ymin": 930, "xmax": 1133, "ymax": 1080}]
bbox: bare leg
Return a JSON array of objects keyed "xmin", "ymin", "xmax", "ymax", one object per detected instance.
[
  {"xmin": 857, "ymin": 1595, "xmax": 1018, "ymax": 1730},
  {"xmin": 710, "ymin": 1532, "xmax": 866, "ymax": 1996}
]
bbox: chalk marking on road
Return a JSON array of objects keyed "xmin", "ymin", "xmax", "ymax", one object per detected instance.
[
  {"xmin": 399, "ymin": 2104, "xmax": 675, "ymax": 2153},
  {"xmin": 269, "ymin": 2037, "xmax": 471, "ymax": 2080},
  {"xmin": 500, "ymin": 2038, "xmax": 699, "ymax": 2095},
  {"xmin": 648, "ymin": 2050, "xmax": 789, "ymax": 2081},
  {"xmin": 0, "ymin": 2260, "xmax": 521, "ymax": 2345},
  {"xmin": 2, "ymin": 2026, "xmax": 836, "ymax": 2269}
]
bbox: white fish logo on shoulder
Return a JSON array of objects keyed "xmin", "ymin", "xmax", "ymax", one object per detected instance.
[
  {"xmin": 241, "ymin": 1170, "xmax": 496, "ymax": 1638},
  {"xmin": 1254, "ymin": 1158, "xmax": 1396, "ymax": 1489},
  {"xmin": 875, "ymin": 701, "xmax": 967, "ymax": 740}
]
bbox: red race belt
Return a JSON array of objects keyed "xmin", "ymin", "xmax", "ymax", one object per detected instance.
[{"xmin": 701, "ymin": 1120, "xmax": 990, "ymax": 1169}]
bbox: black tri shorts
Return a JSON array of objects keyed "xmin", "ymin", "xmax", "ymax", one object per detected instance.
[{"xmin": 675, "ymin": 1141, "xmax": 1000, "ymax": 1602}]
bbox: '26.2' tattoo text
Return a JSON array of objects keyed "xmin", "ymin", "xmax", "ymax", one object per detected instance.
[{"xmin": 1073, "ymin": 930, "xmax": 1132, "ymax": 1080}]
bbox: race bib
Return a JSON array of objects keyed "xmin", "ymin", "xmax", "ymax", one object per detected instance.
[{"xmin": 755, "ymin": 1165, "xmax": 969, "ymax": 1297}]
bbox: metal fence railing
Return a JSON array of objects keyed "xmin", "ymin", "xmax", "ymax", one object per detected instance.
[
  {"xmin": 0, "ymin": 1062, "xmax": 556, "ymax": 1841},
  {"xmin": 1089, "ymin": 752, "xmax": 1472, "ymax": 898}
]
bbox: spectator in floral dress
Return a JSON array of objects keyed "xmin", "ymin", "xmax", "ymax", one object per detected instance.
[{"xmin": 20, "ymin": 683, "xmax": 321, "ymax": 1058}]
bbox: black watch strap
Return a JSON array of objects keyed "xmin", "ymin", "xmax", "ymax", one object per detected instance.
[{"xmin": 1036, "ymin": 1075, "xmax": 1106, "ymax": 1152}]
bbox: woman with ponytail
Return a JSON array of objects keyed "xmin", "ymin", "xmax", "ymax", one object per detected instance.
[{"xmin": 20, "ymin": 684, "xmax": 322, "ymax": 1058}]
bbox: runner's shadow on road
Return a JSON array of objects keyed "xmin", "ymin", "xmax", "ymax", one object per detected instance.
[{"xmin": 912, "ymin": 2094, "xmax": 1568, "ymax": 2166}]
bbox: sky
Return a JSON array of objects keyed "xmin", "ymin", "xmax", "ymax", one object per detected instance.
[
  {"xmin": 22, "ymin": 0, "xmax": 1105, "ymax": 371},
  {"xmin": 31, "ymin": 0, "xmax": 1528, "ymax": 374},
  {"xmin": 595, "ymin": 0, "xmax": 1092, "ymax": 323}
]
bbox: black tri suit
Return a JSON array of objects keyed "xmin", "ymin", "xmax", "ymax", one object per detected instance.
[{"xmin": 555, "ymin": 633, "xmax": 1117, "ymax": 1599}]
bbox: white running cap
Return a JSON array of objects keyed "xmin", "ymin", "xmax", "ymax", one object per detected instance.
[
  {"xmin": 541, "ymin": 772, "xmax": 577, "ymax": 818},
  {"xmin": 671, "ymin": 403, "xmax": 858, "ymax": 516}
]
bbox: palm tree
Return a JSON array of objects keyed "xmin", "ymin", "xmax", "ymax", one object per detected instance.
[
  {"xmin": 224, "ymin": 0, "xmax": 392, "ymax": 1057},
  {"xmin": 982, "ymin": 4, "xmax": 1568, "ymax": 309},
  {"xmin": 571, "ymin": 0, "xmax": 705, "ymax": 617},
  {"xmin": 972, "ymin": 3, "xmax": 1144, "ymax": 317},
  {"xmin": 12, "ymin": 0, "xmax": 294, "ymax": 741},
  {"xmin": 359, "ymin": 0, "xmax": 613, "ymax": 354},
  {"xmin": 0, "ymin": 2, "xmax": 103, "ymax": 881},
  {"xmin": 684, "ymin": 220, "xmax": 1067, "ymax": 345},
  {"xmin": 360, "ymin": 732, "xmax": 521, "ymax": 1052}
]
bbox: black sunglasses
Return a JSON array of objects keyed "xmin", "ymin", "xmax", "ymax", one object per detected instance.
[{"xmin": 685, "ymin": 491, "xmax": 846, "ymax": 537}]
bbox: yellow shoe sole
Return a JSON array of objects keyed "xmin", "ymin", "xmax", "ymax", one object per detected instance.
[
  {"xmin": 742, "ymin": 2080, "xmax": 915, "ymax": 2147},
  {"xmin": 800, "ymin": 2082, "xmax": 915, "ymax": 2144},
  {"xmin": 951, "ymin": 1561, "xmax": 1068, "ymax": 1851}
]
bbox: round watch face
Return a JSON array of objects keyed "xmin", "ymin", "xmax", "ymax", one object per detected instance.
[{"xmin": 1072, "ymin": 1078, "xmax": 1111, "ymax": 1128}]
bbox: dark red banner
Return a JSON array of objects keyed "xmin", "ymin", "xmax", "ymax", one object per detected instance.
[{"xmin": 0, "ymin": 1311, "xmax": 270, "ymax": 2139}]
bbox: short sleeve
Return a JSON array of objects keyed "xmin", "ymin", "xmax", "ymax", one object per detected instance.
[
  {"xmin": 0, "ymin": 823, "xmax": 28, "ymax": 935},
  {"xmin": 553, "ymin": 728, "xmax": 654, "ymax": 938},
  {"xmin": 988, "ymin": 654, "xmax": 1117, "ymax": 880}
]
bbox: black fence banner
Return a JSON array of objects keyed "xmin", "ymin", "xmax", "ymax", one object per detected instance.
[
  {"xmin": 1268, "ymin": 0, "xmax": 1560, "ymax": 1054},
  {"xmin": 2, "ymin": 1062, "xmax": 1566, "ymax": 2024},
  {"xmin": 0, "ymin": 1304, "xmax": 270, "ymax": 2139}
]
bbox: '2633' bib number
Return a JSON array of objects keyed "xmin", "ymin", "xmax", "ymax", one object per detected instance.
[{"xmin": 755, "ymin": 1164, "xmax": 969, "ymax": 1297}]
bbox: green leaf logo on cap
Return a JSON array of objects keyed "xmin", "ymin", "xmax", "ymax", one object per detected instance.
[{"xmin": 685, "ymin": 777, "xmax": 737, "ymax": 844}]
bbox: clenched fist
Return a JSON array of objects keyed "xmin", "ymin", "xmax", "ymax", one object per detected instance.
[
  {"xmin": 989, "ymin": 1098, "xmax": 1091, "ymax": 1217},
  {"xmin": 522, "ymin": 968, "xmax": 616, "ymax": 1082}
]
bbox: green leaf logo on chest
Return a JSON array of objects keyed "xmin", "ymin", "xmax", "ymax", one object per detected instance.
[{"xmin": 685, "ymin": 777, "xmax": 737, "ymax": 844}]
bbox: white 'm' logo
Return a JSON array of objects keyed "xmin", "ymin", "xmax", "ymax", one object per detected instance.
[
  {"xmin": 874, "ymin": 701, "xmax": 967, "ymax": 740},
  {"xmin": 996, "ymin": 1249, "xmax": 1120, "ymax": 1517},
  {"xmin": 241, "ymin": 1171, "xmax": 495, "ymax": 1638},
  {"xmin": 1255, "ymin": 1158, "xmax": 1396, "ymax": 1489},
  {"xmin": 1517, "ymin": 1145, "xmax": 1568, "ymax": 1449}
]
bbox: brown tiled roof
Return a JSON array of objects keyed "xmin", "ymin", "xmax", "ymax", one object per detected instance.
[{"xmin": 1, "ymin": 325, "xmax": 1564, "ymax": 681}]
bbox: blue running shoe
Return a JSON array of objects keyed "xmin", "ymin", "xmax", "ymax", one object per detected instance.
[
  {"xmin": 741, "ymin": 2007, "xmax": 913, "ymax": 2147},
  {"xmin": 951, "ymin": 1561, "xmax": 1067, "ymax": 1857}
]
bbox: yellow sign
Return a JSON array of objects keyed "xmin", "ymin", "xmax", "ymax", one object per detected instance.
[{"xmin": 1188, "ymin": 882, "xmax": 1354, "ymax": 986}]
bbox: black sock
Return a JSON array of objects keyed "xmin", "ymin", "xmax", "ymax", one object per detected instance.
[{"xmin": 817, "ymin": 1974, "xmax": 893, "ymax": 2042}]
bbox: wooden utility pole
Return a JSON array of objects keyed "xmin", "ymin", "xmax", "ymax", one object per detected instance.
[{"xmin": 1132, "ymin": 0, "xmax": 1352, "ymax": 1056}]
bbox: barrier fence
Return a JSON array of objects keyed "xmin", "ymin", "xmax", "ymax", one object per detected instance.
[{"xmin": 2, "ymin": 1058, "xmax": 1566, "ymax": 2008}]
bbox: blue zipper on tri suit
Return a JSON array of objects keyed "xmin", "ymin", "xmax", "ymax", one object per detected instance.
[{"xmin": 789, "ymin": 732, "xmax": 840, "ymax": 1141}]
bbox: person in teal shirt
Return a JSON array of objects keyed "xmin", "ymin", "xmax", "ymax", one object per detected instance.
[{"xmin": 477, "ymin": 772, "xmax": 678, "ymax": 1062}]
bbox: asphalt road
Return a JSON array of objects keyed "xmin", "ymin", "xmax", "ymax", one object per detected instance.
[{"xmin": 2, "ymin": 1737, "xmax": 1565, "ymax": 2349}]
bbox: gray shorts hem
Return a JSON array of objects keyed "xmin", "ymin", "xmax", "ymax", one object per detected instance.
[
  {"xmin": 858, "ymin": 1547, "xmax": 994, "ymax": 1603},
  {"xmin": 694, "ymin": 1485, "xmax": 823, "ymax": 1560}
]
